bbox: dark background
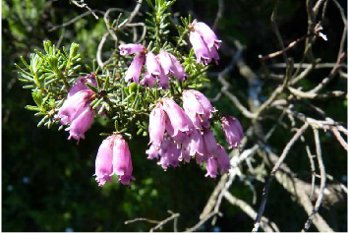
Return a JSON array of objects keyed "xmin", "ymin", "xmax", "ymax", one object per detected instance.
[{"xmin": 2, "ymin": 0, "xmax": 347, "ymax": 231}]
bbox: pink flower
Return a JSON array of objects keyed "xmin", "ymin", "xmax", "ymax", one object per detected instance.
[
  {"xmin": 183, "ymin": 89, "xmax": 215, "ymax": 129},
  {"xmin": 113, "ymin": 134, "xmax": 134, "ymax": 185},
  {"xmin": 149, "ymin": 103, "xmax": 166, "ymax": 147},
  {"xmin": 140, "ymin": 73, "xmax": 156, "ymax": 87},
  {"xmin": 58, "ymin": 88, "xmax": 95, "ymax": 141},
  {"xmin": 146, "ymin": 144, "xmax": 159, "ymax": 160},
  {"xmin": 94, "ymin": 136, "xmax": 114, "ymax": 186},
  {"xmin": 215, "ymin": 145, "xmax": 231, "ymax": 174},
  {"xmin": 146, "ymin": 52, "xmax": 169, "ymax": 89},
  {"xmin": 188, "ymin": 130, "xmax": 206, "ymax": 157},
  {"xmin": 203, "ymin": 129, "xmax": 217, "ymax": 155},
  {"xmin": 157, "ymin": 50, "xmax": 186, "ymax": 81},
  {"xmin": 162, "ymin": 98, "xmax": 193, "ymax": 137},
  {"xmin": 221, "ymin": 116, "xmax": 244, "ymax": 148},
  {"xmin": 119, "ymin": 43, "xmax": 145, "ymax": 55},
  {"xmin": 193, "ymin": 22, "xmax": 222, "ymax": 50},
  {"xmin": 66, "ymin": 106, "xmax": 94, "ymax": 140},
  {"xmin": 205, "ymin": 157, "xmax": 218, "ymax": 178},
  {"xmin": 158, "ymin": 138, "xmax": 181, "ymax": 170},
  {"xmin": 189, "ymin": 20, "xmax": 221, "ymax": 64},
  {"xmin": 124, "ymin": 53, "xmax": 146, "ymax": 83},
  {"xmin": 68, "ymin": 74, "xmax": 96, "ymax": 97}
]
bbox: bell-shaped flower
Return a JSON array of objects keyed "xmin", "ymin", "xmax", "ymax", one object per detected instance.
[
  {"xmin": 158, "ymin": 138, "xmax": 181, "ymax": 170},
  {"xmin": 205, "ymin": 157, "xmax": 218, "ymax": 178},
  {"xmin": 112, "ymin": 135, "xmax": 134, "ymax": 185},
  {"xmin": 94, "ymin": 136, "xmax": 115, "ymax": 186},
  {"xmin": 146, "ymin": 52, "xmax": 169, "ymax": 89},
  {"xmin": 215, "ymin": 145, "xmax": 231, "ymax": 174},
  {"xmin": 162, "ymin": 98, "xmax": 193, "ymax": 137},
  {"xmin": 140, "ymin": 73, "xmax": 156, "ymax": 87},
  {"xmin": 188, "ymin": 130, "xmax": 206, "ymax": 157},
  {"xmin": 146, "ymin": 144, "xmax": 160, "ymax": 160},
  {"xmin": 124, "ymin": 53, "xmax": 146, "ymax": 83},
  {"xmin": 183, "ymin": 89, "xmax": 215, "ymax": 129},
  {"xmin": 58, "ymin": 89, "xmax": 94, "ymax": 125},
  {"xmin": 221, "ymin": 116, "xmax": 244, "ymax": 148},
  {"xmin": 203, "ymin": 129, "xmax": 217, "ymax": 155},
  {"xmin": 66, "ymin": 106, "xmax": 94, "ymax": 140},
  {"xmin": 68, "ymin": 74, "xmax": 96, "ymax": 97},
  {"xmin": 119, "ymin": 43, "xmax": 145, "ymax": 55},
  {"xmin": 189, "ymin": 20, "xmax": 221, "ymax": 64},
  {"xmin": 193, "ymin": 22, "xmax": 222, "ymax": 50},
  {"xmin": 149, "ymin": 103, "xmax": 166, "ymax": 147},
  {"xmin": 157, "ymin": 50, "xmax": 186, "ymax": 81}
]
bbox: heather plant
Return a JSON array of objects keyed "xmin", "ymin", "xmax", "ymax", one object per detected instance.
[
  {"xmin": 8, "ymin": 0, "xmax": 347, "ymax": 231},
  {"xmin": 16, "ymin": 0, "xmax": 243, "ymax": 186}
]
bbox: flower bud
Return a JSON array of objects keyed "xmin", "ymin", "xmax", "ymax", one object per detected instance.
[{"xmin": 157, "ymin": 50, "xmax": 186, "ymax": 81}]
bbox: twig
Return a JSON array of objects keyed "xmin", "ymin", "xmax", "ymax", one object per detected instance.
[
  {"xmin": 149, "ymin": 211, "xmax": 180, "ymax": 232},
  {"xmin": 212, "ymin": 0, "xmax": 224, "ymax": 30},
  {"xmin": 224, "ymin": 192, "xmax": 280, "ymax": 232},
  {"xmin": 184, "ymin": 211, "xmax": 218, "ymax": 232},
  {"xmin": 330, "ymin": 127, "xmax": 348, "ymax": 151},
  {"xmin": 302, "ymin": 128, "xmax": 327, "ymax": 231},
  {"xmin": 125, "ymin": 218, "xmax": 160, "ymax": 225},
  {"xmin": 252, "ymin": 123, "xmax": 309, "ymax": 232}
]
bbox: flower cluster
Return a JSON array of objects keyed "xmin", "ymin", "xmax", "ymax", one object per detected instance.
[
  {"xmin": 119, "ymin": 44, "xmax": 186, "ymax": 89},
  {"xmin": 146, "ymin": 90, "xmax": 243, "ymax": 178},
  {"xmin": 57, "ymin": 74, "xmax": 96, "ymax": 141},
  {"xmin": 54, "ymin": 20, "xmax": 242, "ymax": 187}
]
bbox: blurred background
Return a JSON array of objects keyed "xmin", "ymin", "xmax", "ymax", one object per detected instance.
[{"xmin": 2, "ymin": 0, "xmax": 347, "ymax": 231}]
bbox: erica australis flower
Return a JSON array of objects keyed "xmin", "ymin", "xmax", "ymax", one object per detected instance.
[
  {"xmin": 124, "ymin": 53, "xmax": 146, "ymax": 83},
  {"xmin": 119, "ymin": 43, "xmax": 146, "ymax": 83},
  {"xmin": 205, "ymin": 157, "xmax": 219, "ymax": 178},
  {"xmin": 58, "ymin": 75, "xmax": 96, "ymax": 141},
  {"xmin": 189, "ymin": 20, "xmax": 221, "ymax": 64},
  {"xmin": 183, "ymin": 89, "xmax": 215, "ymax": 129},
  {"xmin": 119, "ymin": 43, "xmax": 145, "ymax": 55},
  {"xmin": 140, "ymin": 73, "xmax": 156, "ymax": 87},
  {"xmin": 221, "ymin": 116, "xmax": 244, "ymax": 148},
  {"xmin": 94, "ymin": 135, "xmax": 134, "ymax": 186},
  {"xmin": 215, "ymin": 145, "xmax": 231, "ymax": 174},
  {"xmin": 157, "ymin": 137, "xmax": 181, "ymax": 170},
  {"xmin": 149, "ymin": 103, "xmax": 166, "ymax": 147},
  {"xmin": 68, "ymin": 74, "xmax": 96, "ymax": 97},
  {"xmin": 146, "ymin": 52, "xmax": 169, "ymax": 89},
  {"xmin": 113, "ymin": 134, "xmax": 134, "ymax": 185},
  {"xmin": 157, "ymin": 50, "xmax": 186, "ymax": 81},
  {"xmin": 95, "ymin": 136, "xmax": 114, "ymax": 186},
  {"xmin": 162, "ymin": 98, "xmax": 193, "ymax": 137}
]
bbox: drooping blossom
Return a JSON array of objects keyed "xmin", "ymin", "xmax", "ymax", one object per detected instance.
[
  {"xmin": 157, "ymin": 50, "xmax": 186, "ymax": 81},
  {"xmin": 66, "ymin": 106, "xmax": 95, "ymax": 140},
  {"xmin": 148, "ymin": 103, "xmax": 166, "ymax": 147},
  {"xmin": 221, "ymin": 116, "xmax": 244, "ymax": 148},
  {"xmin": 183, "ymin": 89, "xmax": 215, "ymax": 129},
  {"xmin": 68, "ymin": 74, "xmax": 96, "ymax": 97},
  {"xmin": 140, "ymin": 72, "xmax": 156, "ymax": 87},
  {"xmin": 94, "ymin": 136, "xmax": 115, "ymax": 186},
  {"xmin": 215, "ymin": 145, "xmax": 231, "ymax": 174},
  {"xmin": 119, "ymin": 43, "xmax": 145, "ymax": 55},
  {"xmin": 146, "ymin": 52, "xmax": 169, "ymax": 89},
  {"xmin": 57, "ymin": 76, "xmax": 96, "ymax": 141},
  {"xmin": 119, "ymin": 43, "xmax": 146, "ymax": 83},
  {"xmin": 113, "ymin": 134, "xmax": 134, "ymax": 185},
  {"xmin": 203, "ymin": 129, "xmax": 217, "ymax": 155},
  {"xmin": 157, "ymin": 137, "xmax": 181, "ymax": 170},
  {"xmin": 205, "ymin": 157, "xmax": 218, "ymax": 178},
  {"xmin": 189, "ymin": 20, "xmax": 221, "ymax": 64},
  {"xmin": 124, "ymin": 53, "xmax": 146, "ymax": 83},
  {"xmin": 162, "ymin": 98, "xmax": 193, "ymax": 137}
]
